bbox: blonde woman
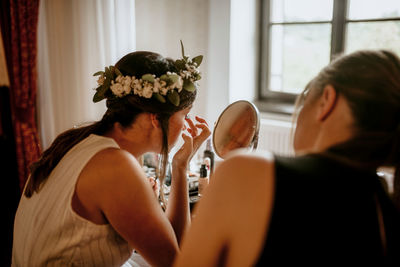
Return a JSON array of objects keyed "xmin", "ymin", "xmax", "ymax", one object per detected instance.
[{"xmin": 175, "ymin": 50, "xmax": 400, "ymax": 266}]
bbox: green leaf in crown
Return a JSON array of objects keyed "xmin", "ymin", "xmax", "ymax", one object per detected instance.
[
  {"xmin": 93, "ymin": 81, "xmax": 109, "ymax": 103},
  {"xmin": 104, "ymin": 66, "xmax": 112, "ymax": 81},
  {"xmin": 93, "ymin": 71, "xmax": 104, "ymax": 76},
  {"xmin": 180, "ymin": 40, "xmax": 185, "ymax": 59},
  {"xmin": 183, "ymin": 80, "xmax": 196, "ymax": 92},
  {"xmin": 192, "ymin": 55, "xmax": 203, "ymax": 66},
  {"xmin": 114, "ymin": 67, "xmax": 123, "ymax": 77},
  {"xmin": 142, "ymin": 74, "xmax": 155, "ymax": 83},
  {"xmin": 93, "ymin": 85, "xmax": 104, "ymax": 102},
  {"xmin": 160, "ymin": 73, "xmax": 179, "ymax": 86},
  {"xmin": 167, "ymin": 90, "xmax": 180, "ymax": 106},
  {"xmin": 175, "ymin": 59, "xmax": 186, "ymax": 70},
  {"xmin": 168, "ymin": 74, "xmax": 179, "ymax": 84},
  {"xmin": 153, "ymin": 93, "xmax": 166, "ymax": 103}
]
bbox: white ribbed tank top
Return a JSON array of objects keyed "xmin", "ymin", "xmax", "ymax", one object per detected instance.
[{"xmin": 12, "ymin": 134, "xmax": 135, "ymax": 267}]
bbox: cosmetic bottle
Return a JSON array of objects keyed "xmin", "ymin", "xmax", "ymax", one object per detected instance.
[
  {"xmin": 198, "ymin": 164, "xmax": 209, "ymax": 197},
  {"xmin": 203, "ymin": 139, "xmax": 214, "ymax": 176},
  {"xmin": 203, "ymin": 157, "xmax": 211, "ymax": 173}
]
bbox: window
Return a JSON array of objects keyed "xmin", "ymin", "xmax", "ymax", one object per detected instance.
[{"xmin": 258, "ymin": 0, "xmax": 400, "ymax": 114}]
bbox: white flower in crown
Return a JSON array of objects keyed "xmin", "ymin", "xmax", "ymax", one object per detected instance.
[
  {"xmin": 142, "ymin": 81, "xmax": 153, "ymax": 98},
  {"xmin": 131, "ymin": 78, "xmax": 142, "ymax": 95},
  {"xmin": 160, "ymin": 86, "xmax": 169, "ymax": 96},
  {"xmin": 97, "ymin": 75, "xmax": 105, "ymax": 85},
  {"xmin": 122, "ymin": 85, "xmax": 130, "ymax": 95},
  {"xmin": 114, "ymin": 75, "xmax": 132, "ymax": 95},
  {"xmin": 180, "ymin": 70, "xmax": 191, "ymax": 80},
  {"xmin": 115, "ymin": 75, "xmax": 123, "ymax": 83},
  {"xmin": 110, "ymin": 82, "xmax": 125, "ymax": 97},
  {"xmin": 166, "ymin": 72, "xmax": 184, "ymax": 93},
  {"xmin": 121, "ymin": 76, "xmax": 132, "ymax": 86},
  {"xmin": 153, "ymin": 79, "xmax": 165, "ymax": 94},
  {"xmin": 92, "ymin": 40, "xmax": 203, "ymax": 106}
]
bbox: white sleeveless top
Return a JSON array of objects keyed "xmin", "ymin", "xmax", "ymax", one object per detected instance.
[{"xmin": 12, "ymin": 134, "xmax": 137, "ymax": 267}]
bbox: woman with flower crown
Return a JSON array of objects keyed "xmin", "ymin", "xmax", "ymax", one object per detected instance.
[
  {"xmin": 175, "ymin": 50, "xmax": 400, "ymax": 266},
  {"xmin": 12, "ymin": 43, "xmax": 210, "ymax": 267}
]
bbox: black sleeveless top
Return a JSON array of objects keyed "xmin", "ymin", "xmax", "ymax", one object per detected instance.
[{"xmin": 255, "ymin": 155, "xmax": 400, "ymax": 266}]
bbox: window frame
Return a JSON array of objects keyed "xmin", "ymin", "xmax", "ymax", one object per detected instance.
[{"xmin": 257, "ymin": 0, "xmax": 400, "ymax": 115}]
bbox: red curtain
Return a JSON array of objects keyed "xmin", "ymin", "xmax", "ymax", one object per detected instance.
[{"xmin": 0, "ymin": 0, "xmax": 41, "ymax": 191}]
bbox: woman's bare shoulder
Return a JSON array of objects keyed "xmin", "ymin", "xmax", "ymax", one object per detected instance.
[
  {"xmin": 216, "ymin": 149, "xmax": 275, "ymax": 185},
  {"xmin": 84, "ymin": 147, "xmax": 142, "ymax": 177},
  {"xmin": 76, "ymin": 147, "xmax": 145, "ymax": 204},
  {"xmin": 180, "ymin": 150, "xmax": 275, "ymax": 267}
]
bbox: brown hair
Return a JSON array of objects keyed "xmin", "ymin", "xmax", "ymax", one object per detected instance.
[
  {"xmin": 26, "ymin": 51, "xmax": 196, "ymax": 199},
  {"xmin": 296, "ymin": 50, "xmax": 400, "ymax": 209}
]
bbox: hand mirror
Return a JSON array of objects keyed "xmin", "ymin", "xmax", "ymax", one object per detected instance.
[{"xmin": 212, "ymin": 100, "xmax": 260, "ymax": 158}]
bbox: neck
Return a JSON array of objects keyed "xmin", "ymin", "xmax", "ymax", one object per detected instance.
[
  {"xmin": 311, "ymin": 125, "xmax": 354, "ymax": 153},
  {"xmin": 104, "ymin": 131, "xmax": 147, "ymax": 159},
  {"xmin": 299, "ymin": 95, "xmax": 355, "ymax": 155},
  {"xmin": 104, "ymin": 114, "xmax": 161, "ymax": 159}
]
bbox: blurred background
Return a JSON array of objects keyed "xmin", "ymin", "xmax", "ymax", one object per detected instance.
[
  {"xmin": 32, "ymin": 0, "xmax": 400, "ymax": 155},
  {"xmin": 1, "ymin": 0, "xmax": 400, "ymax": 265}
]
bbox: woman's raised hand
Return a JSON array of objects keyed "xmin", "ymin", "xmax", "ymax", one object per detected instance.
[{"xmin": 173, "ymin": 116, "xmax": 211, "ymax": 166}]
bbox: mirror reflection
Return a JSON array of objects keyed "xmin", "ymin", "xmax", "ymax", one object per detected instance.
[{"xmin": 213, "ymin": 100, "xmax": 260, "ymax": 158}]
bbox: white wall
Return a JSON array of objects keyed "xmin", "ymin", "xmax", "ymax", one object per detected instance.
[
  {"xmin": 135, "ymin": 0, "xmax": 210, "ymax": 119},
  {"xmin": 229, "ymin": 0, "xmax": 258, "ymax": 103},
  {"xmin": 135, "ymin": 0, "xmax": 260, "ymax": 129},
  {"xmin": 205, "ymin": 0, "xmax": 231, "ymax": 125},
  {"xmin": 205, "ymin": 0, "xmax": 259, "ymax": 127},
  {"xmin": 136, "ymin": 0, "xmax": 295, "ymax": 157}
]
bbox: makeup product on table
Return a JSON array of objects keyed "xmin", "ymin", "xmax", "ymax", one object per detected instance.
[
  {"xmin": 203, "ymin": 139, "xmax": 214, "ymax": 177},
  {"xmin": 198, "ymin": 164, "xmax": 209, "ymax": 197}
]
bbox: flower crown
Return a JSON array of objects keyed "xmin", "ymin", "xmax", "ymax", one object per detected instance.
[{"xmin": 92, "ymin": 41, "xmax": 202, "ymax": 106}]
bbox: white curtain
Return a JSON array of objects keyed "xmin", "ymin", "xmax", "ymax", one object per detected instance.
[{"xmin": 37, "ymin": 0, "xmax": 136, "ymax": 149}]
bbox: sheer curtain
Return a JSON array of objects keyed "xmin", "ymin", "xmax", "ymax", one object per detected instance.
[{"xmin": 37, "ymin": 0, "xmax": 136, "ymax": 149}]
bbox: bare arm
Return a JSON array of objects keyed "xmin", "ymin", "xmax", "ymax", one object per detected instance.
[
  {"xmin": 174, "ymin": 152, "xmax": 275, "ymax": 267},
  {"xmin": 166, "ymin": 116, "xmax": 210, "ymax": 244},
  {"xmin": 165, "ymin": 158, "xmax": 191, "ymax": 244},
  {"xmin": 75, "ymin": 116, "xmax": 209, "ymax": 266},
  {"xmin": 79, "ymin": 149, "xmax": 180, "ymax": 267}
]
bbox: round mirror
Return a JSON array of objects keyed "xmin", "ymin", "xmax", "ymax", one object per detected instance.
[{"xmin": 213, "ymin": 100, "xmax": 260, "ymax": 158}]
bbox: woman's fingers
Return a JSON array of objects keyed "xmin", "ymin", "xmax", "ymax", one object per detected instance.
[
  {"xmin": 195, "ymin": 116, "xmax": 208, "ymax": 126},
  {"xmin": 182, "ymin": 132, "xmax": 193, "ymax": 146},
  {"xmin": 177, "ymin": 133, "xmax": 193, "ymax": 155},
  {"xmin": 185, "ymin": 115, "xmax": 208, "ymax": 137},
  {"xmin": 191, "ymin": 124, "xmax": 211, "ymax": 153},
  {"xmin": 177, "ymin": 115, "xmax": 210, "ymax": 162},
  {"xmin": 173, "ymin": 133, "xmax": 194, "ymax": 164},
  {"xmin": 185, "ymin": 117, "xmax": 198, "ymax": 137}
]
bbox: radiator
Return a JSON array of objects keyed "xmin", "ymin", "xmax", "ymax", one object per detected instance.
[{"xmin": 257, "ymin": 118, "xmax": 294, "ymax": 156}]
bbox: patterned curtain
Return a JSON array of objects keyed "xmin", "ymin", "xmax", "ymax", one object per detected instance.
[{"xmin": 0, "ymin": 0, "xmax": 41, "ymax": 191}]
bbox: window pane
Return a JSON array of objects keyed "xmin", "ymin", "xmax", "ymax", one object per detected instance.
[
  {"xmin": 269, "ymin": 24, "xmax": 331, "ymax": 94},
  {"xmin": 348, "ymin": 0, "xmax": 400, "ymax": 20},
  {"xmin": 271, "ymin": 0, "xmax": 333, "ymax": 23},
  {"xmin": 345, "ymin": 21, "xmax": 400, "ymax": 56}
]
